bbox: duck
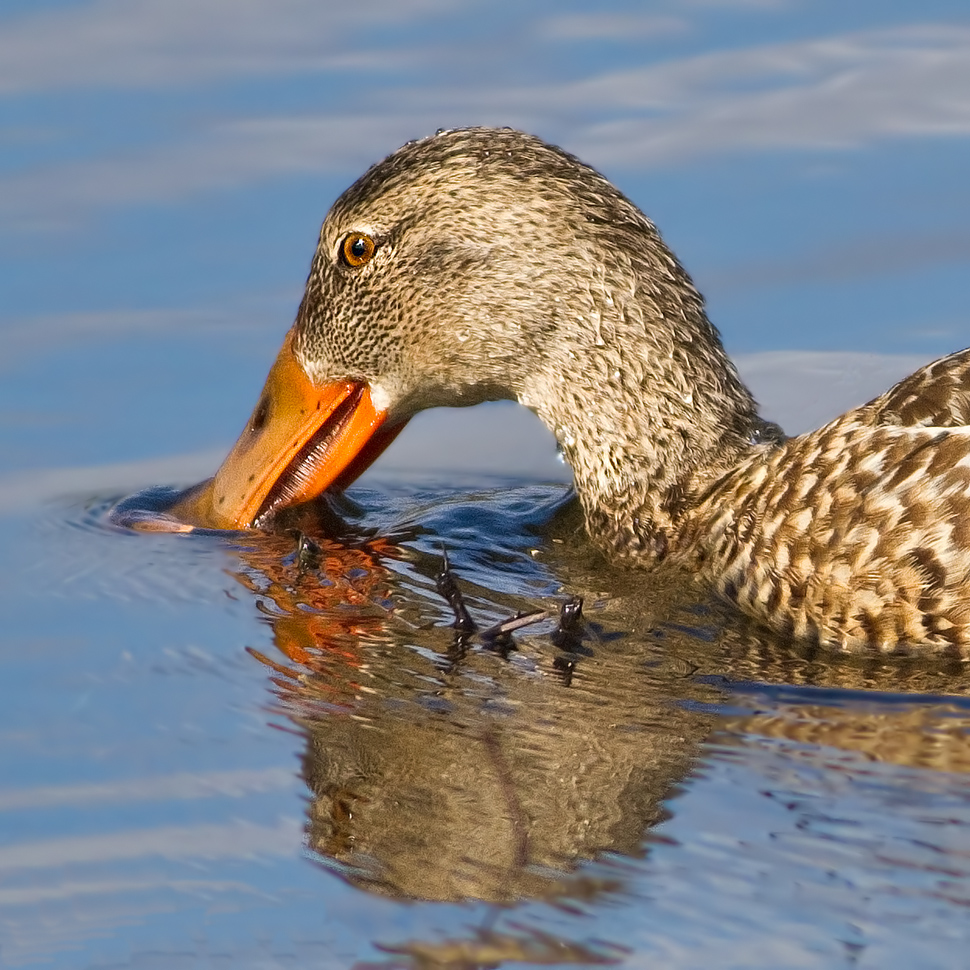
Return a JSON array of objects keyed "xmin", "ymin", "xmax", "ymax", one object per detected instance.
[{"xmin": 170, "ymin": 126, "xmax": 970, "ymax": 656}]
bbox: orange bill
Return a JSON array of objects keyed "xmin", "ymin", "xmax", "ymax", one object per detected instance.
[{"xmin": 170, "ymin": 329, "xmax": 403, "ymax": 530}]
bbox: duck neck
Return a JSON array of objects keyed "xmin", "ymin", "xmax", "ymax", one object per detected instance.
[{"xmin": 518, "ymin": 287, "xmax": 763, "ymax": 564}]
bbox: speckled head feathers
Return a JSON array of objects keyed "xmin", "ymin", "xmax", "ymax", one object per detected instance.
[
  {"xmin": 292, "ymin": 127, "xmax": 760, "ymax": 530},
  {"xmin": 295, "ymin": 127, "xmax": 683, "ymax": 407}
]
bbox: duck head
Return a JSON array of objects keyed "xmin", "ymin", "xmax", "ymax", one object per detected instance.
[{"xmin": 174, "ymin": 127, "xmax": 760, "ymax": 538}]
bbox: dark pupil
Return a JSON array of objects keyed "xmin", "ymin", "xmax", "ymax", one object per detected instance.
[{"xmin": 351, "ymin": 237, "xmax": 368, "ymax": 259}]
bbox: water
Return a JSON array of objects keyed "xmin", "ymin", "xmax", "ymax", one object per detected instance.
[
  {"xmin": 3, "ymin": 1, "xmax": 970, "ymax": 967},
  {"xmin": 4, "ymin": 473, "xmax": 970, "ymax": 968}
]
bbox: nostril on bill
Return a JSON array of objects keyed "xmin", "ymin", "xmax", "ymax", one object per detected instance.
[{"xmin": 250, "ymin": 395, "xmax": 270, "ymax": 434}]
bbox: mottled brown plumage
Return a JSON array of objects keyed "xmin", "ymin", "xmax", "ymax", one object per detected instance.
[{"xmin": 250, "ymin": 127, "xmax": 970, "ymax": 654}]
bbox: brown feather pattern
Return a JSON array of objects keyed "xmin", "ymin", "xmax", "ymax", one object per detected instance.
[
  {"xmin": 284, "ymin": 127, "xmax": 970, "ymax": 655},
  {"xmin": 680, "ymin": 402, "xmax": 970, "ymax": 654}
]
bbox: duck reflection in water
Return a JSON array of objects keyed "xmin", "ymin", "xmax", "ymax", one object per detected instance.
[
  {"xmin": 218, "ymin": 500, "xmax": 970, "ymax": 908},
  {"xmin": 229, "ymin": 503, "xmax": 710, "ymax": 904}
]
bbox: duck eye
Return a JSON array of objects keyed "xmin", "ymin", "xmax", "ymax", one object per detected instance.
[{"xmin": 341, "ymin": 232, "xmax": 376, "ymax": 268}]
